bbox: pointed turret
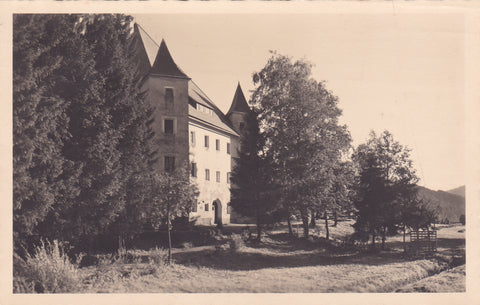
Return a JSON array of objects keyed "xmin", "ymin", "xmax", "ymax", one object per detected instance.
[
  {"xmin": 227, "ymin": 83, "xmax": 251, "ymax": 135},
  {"xmin": 227, "ymin": 83, "xmax": 250, "ymax": 116},
  {"xmin": 150, "ymin": 39, "xmax": 189, "ymax": 78},
  {"xmin": 131, "ymin": 23, "xmax": 152, "ymax": 78}
]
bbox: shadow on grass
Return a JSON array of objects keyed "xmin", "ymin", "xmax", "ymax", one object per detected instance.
[
  {"xmin": 172, "ymin": 243, "xmax": 417, "ymax": 271},
  {"xmin": 171, "ymin": 231, "xmax": 466, "ymax": 271},
  {"xmin": 387, "ymin": 238, "xmax": 465, "ymax": 251},
  {"xmin": 253, "ymin": 233, "xmax": 327, "ymax": 252}
]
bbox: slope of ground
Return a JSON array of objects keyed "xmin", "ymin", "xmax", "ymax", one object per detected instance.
[
  {"xmin": 417, "ymin": 186, "xmax": 465, "ymax": 223},
  {"xmin": 396, "ymin": 264, "xmax": 465, "ymax": 292}
]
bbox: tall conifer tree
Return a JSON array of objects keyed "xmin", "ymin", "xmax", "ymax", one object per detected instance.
[
  {"xmin": 230, "ymin": 110, "xmax": 277, "ymax": 241},
  {"xmin": 352, "ymin": 130, "xmax": 434, "ymax": 249},
  {"xmin": 13, "ymin": 14, "xmax": 84, "ymax": 249}
]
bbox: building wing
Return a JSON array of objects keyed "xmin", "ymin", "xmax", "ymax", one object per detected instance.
[{"xmin": 188, "ymin": 81, "xmax": 239, "ymax": 137}]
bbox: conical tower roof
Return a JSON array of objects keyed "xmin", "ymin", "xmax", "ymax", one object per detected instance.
[
  {"xmin": 131, "ymin": 23, "xmax": 152, "ymax": 78},
  {"xmin": 227, "ymin": 83, "xmax": 250, "ymax": 115},
  {"xmin": 150, "ymin": 39, "xmax": 189, "ymax": 78}
]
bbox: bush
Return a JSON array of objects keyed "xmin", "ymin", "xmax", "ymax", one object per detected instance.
[
  {"xmin": 14, "ymin": 240, "xmax": 81, "ymax": 293},
  {"xmin": 13, "ymin": 252, "xmax": 35, "ymax": 293},
  {"xmin": 148, "ymin": 247, "xmax": 169, "ymax": 265},
  {"xmin": 228, "ymin": 234, "xmax": 245, "ymax": 252}
]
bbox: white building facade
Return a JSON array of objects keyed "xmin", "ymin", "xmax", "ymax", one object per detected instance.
[{"xmin": 133, "ymin": 24, "xmax": 250, "ymax": 225}]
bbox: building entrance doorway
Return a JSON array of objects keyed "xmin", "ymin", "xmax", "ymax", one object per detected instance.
[{"xmin": 213, "ymin": 199, "xmax": 222, "ymax": 226}]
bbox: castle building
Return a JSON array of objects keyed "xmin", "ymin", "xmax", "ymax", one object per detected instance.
[{"xmin": 133, "ymin": 24, "xmax": 250, "ymax": 225}]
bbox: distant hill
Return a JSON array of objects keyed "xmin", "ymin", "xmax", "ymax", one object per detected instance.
[
  {"xmin": 417, "ymin": 186, "xmax": 465, "ymax": 223},
  {"xmin": 447, "ymin": 185, "xmax": 465, "ymax": 198}
]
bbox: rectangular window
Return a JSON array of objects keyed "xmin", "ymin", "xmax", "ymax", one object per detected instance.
[
  {"xmin": 165, "ymin": 88, "xmax": 174, "ymax": 109},
  {"xmin": 227, "ymin": 143, "xmax": 231, "ymax": 155},
  {"xmin": 191, "ymin": 162, "xmax": 197, "ymax": 177},
  {"xmin": 227, "ymin": 172, "xmax": 231, "ymax": 184},
  {"xmin": 192, "ymin": 200, "xmax": 197, "ymax": 212},
  {"xmin": 216, "ymin": 139, "xmax": 220, "ymax": 151},
  {"xmin": 164, "ymin": 156, "xmax": 175, "ymax": 172},
  {"xmin": 205, "ymin": 169, "xmax": 210, "ymax": 181},
  {"xmin": 216, "ymin": 171, "xmax": 220, "ymax": 183},
  {"xmin": 205, "ymin": 203, "xmax": 209, "ymax": 211},
  {"xmin": 164, "ymin": 119, "xmax": 174, "ymax": 134},
  {"xmin": 190, "ymin": 131, "xmax": 195, "ymax": 146},
  {"xmin": 204, "ymin": 135, "xmax": 209, "ymax": 148}
]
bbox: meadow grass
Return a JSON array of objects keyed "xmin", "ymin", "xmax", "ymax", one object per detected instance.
[
  {"xmin": 396, "ymin": 264, "xmax": 465, "ymax": 292},
  {"xmin": 79, "ymin": 222, "xmax": 464, "ymax": 293},
  {"xmin": 15, "ymin": 222, "xmax": 465, "ymax": 293},
  {"xmin": 14, "ymin": 240, "xmax": 82, "ymax": 293}
]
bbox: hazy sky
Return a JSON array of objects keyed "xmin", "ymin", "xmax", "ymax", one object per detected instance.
[{"xmin": 133, "ymin": 13, "xmax": 465, "ymax": 191}]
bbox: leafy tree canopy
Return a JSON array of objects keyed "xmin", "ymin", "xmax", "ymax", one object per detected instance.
[{"xmin": 250, "ymin": 52, "xmax": 352, "ymax": 237}]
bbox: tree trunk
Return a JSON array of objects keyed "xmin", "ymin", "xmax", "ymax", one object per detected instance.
[
  {"xmin": 324, "ymin": 212, "xmax": 329, "ymax": 240},
  {"xmin": 381, "ymin": 226, "xmax": 386, "ymax": 250},
  {"xmin": 333, "ymin": 210, "xmax": 338, "ymax": 227},
  {"xmin": 256, "ymin": 213, "xmax": 262, "ymax": 242},
  {"xmin": 310, "ymin": 211, "xmax": 316, "ymax": 228},
  {"xmin": 118, "ymin": 233, "xmax": 126, "ymax": 259},
  {"xmin": 371, "ymin": 231, "xmax": 376, "ymax": 249},
  {"xmin": 302, "ymin": 212, "xmax": 309, "ymax": 238},
  {"xmin": 403, "ymin": 224, "xmax": 406, "ymax": 253},
  {"xmin": 167, "ymin": 210, "xmax": 172, "ymax": 264},
  {"xmin": 287, "ymin": 214, "xmax": 293, "ymax": 236}
]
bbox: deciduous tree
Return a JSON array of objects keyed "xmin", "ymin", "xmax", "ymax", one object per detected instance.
[
  {"xmin": 251, "ymin": 52, "xmax": 351, "ymax": 238},
  {"xmin": 146, "ymin": 169, "xmax": 198, "ymax": 263}
]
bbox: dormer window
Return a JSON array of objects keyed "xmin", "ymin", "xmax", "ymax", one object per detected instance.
[
  {"xmin": 197, "ymin": 103, "xmax": 214, "ymax": 116},
  {"xmin": 189, "ymin": 99, "xmax": 197, "ymax": 109}
]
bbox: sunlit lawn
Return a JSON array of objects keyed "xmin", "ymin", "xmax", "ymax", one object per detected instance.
[{"xmin": 79, "ymin": 222, "xmax": 465, "ymax": 293}]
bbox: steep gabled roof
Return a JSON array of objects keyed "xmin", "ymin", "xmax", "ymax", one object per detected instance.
[
  {"xmin": 226, "ymin": 83, "xmax": 250, "ymax": 116},
  {"xmin": 188, "ymin": 81, "xmax": 238, "ymax": 137},
  {"xmin": 150, "ymin": 39, "xmax": 189, "ymax": 78}
]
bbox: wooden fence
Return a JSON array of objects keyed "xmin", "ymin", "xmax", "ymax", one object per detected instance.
[{"xmin": 409, "ymin": 230, "xmax": 437, "ymax": 254}]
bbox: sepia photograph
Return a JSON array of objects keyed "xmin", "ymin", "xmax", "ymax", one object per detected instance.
[{"xmin": 3, "ymin": 1, "xmax": 479, "ymax": 303}]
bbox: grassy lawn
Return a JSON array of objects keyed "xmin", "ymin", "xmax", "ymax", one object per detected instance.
[
  {"xmin": 396, "ymin": 264, "xmax": 465, "ymax": 292},
  {"xmin": 82, "ymin": 257, "xmax": 444, "ymax": 293},
  {"xmin": 76, "ymin": 221, "xmax": 465, "ymax": 293}
]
